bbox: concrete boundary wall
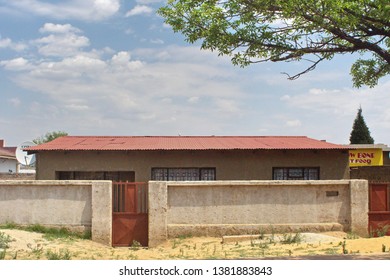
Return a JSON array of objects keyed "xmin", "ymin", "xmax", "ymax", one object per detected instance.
[
  {"xmin": 148, "ymin": 180, "xmax": 368, "ymax": 247},
  {"xmin": 0, "ymin": 180, "xmax": 112, "ymax": 246}
]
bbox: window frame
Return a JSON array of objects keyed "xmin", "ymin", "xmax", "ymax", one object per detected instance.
[
  {"xmin": 56, "ymin": 171, "xmax": 135, "ymax": 182},
  {"xmin": 151, "ymin": 167, "xmax": 216, "ymax": 181},
  {"xmin": 272, "ymin": 167, "xmax": 320, "ymax": 180}
]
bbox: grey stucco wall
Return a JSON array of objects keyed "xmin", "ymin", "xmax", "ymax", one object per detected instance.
[
  {"xmin": 350, "ymin": 166, "xmax": 390, "ymax": 182},
  {"xmin": 148, "ymin": 180, "xmax": 368, "ymax": 247},
  {"xmin": 91, "ymin": 181, "xmax": 112, "ymax": 246},
  {"xmin": 34, "ymin": 149, "xmax": 350, "ymax": 181},
  {"xmin": 0, "ymin": 180, "xmax": 112, "ymax": 246}
]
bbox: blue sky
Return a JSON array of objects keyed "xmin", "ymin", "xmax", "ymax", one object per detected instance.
[{"xmin": 1, "ymin": 0, "xmax": 389, "ymax": 146}]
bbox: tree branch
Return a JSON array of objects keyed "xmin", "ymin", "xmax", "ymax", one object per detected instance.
[{"xmin": 280, "ymin": 57, "xmax": 325, "ymax": 80}]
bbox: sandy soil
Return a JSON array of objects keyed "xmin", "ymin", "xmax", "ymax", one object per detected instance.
[{"xmin": 1, "ymin": 229, "xmax": 390, "ymax": 260}]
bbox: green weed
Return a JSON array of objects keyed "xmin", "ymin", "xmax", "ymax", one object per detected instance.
[
  {"xmin": 322, "ymin": 248, "xmax": 338, "ymax": 255},
  {"xmin": 45, "ymin": 249, "xmax": 72, "ymax": 260},
  {"xmin": 0, "ymin": 249, "xmax": 6, "ymax": 260},
  {"xmin": 280, "ymin": 232, "xmax": 303, "ymax": 244},
  {"xmin": 127, "ymin": 253, "xmax": 138, "ymax": 260},
  {"xmin": 258, "ymin": 228, "xmax": 265, "ymax": 240},
  {"xmin": 341, "ymin": 241, "xmax": 348, "ymax": 254},
  {"xmin": 269, "ymin": 226, "xmax": 276, "ymax": 244},
  {"xmin": 0, "ymin": 231, "xmax": 13, "ymax": 259},
  {"xmin": 346, "ymin": 231, "xmax": 359, "ymax": 239},
  {"xmin": 177, "ymin": 234, "xmax": 192, "ymax": 240},
  {"xmin": 130, "ymin": 240, "xmax": 142, "ymax": 250},
  {"xmin": 258, "ymin": 242, "xmax": 269, "ymax": 250},
  {"xmin": 0, "ymin": 223, "xmax": 91, "ymax": 240},
  {"xmin": 0, "ymin": 231, "xmax": 12, "ymax": 249},
  {"xmin": 370, "ymin": 224, "xmax": 390, "ymax": 238},
  {"xmin": 172, "ymin": 239, "xmax": 180, "ymax": 249},
  {"xmin": 0, "ymin": 221, "xmax": 17, "ymax": 230},
  {"xmin": 27, "ymin": 243, "xmax": 43, "ymax": 258},
  {"xmin": 376, "ymin": 225, "xmax": 390, "ymax": 237}
]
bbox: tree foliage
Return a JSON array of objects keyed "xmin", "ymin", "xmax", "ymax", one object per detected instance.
[
  {"xmin": 349, "ymin": 107, "xmax": 374, "ymax": 144},
  {"xmin": 158, "ymin": 0, "xmax": 390, "ymax": 87},
  {"xmin": 33, "ymin": 131, "xmax": 68, "ymax": 145}
]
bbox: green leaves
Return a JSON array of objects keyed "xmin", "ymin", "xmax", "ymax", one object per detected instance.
[
  {"xmin": 351, "ymin": 57, "xmax": 390, "ymax": 88},
  {"xmin": 33, "ymin": 131, "xmax": 68, "ymax": 144},
  {"xmin": 158, "ymin": 0, "xmax": 390, "ymax": 87}
]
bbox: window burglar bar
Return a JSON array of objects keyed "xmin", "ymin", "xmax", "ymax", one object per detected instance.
[
  {"xmin": 151, "ymin": 168, "xmax": 216, "ymax": 181},
  {"xmin": 273, "ymin": 167, "xmax": 319, "ymax": 180}
]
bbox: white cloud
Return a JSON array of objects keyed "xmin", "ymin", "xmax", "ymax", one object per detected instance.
[
  {"xmin": 280, "ymin": 95, "xmax": 291, "ymax": 101},
  {"xmin": 110, "ymin": 51, "xmax": 143, "ymax": 70},
  {"xmin": 188, "ymin": 96, "xmax": 199, "ymax": 104},
  {"xmin": 59, "ymin": 55, "xmax": 106, "ymax": 72},
  {"xmin": 8, "ymin": 98, "xmax": 21, "ymax": 107},
  {"xmin": 0, "ymin": 38, "xmax": 11, "ymax": 47},
  {"xmin": 150, "ymin": 38, "xmax": 164, "ymax": 44},
  {"xmin": 4, "ymin": 0, "xmax": 120, "ymax": 21},
  {"xmin": 34, "ymin": 23, "xmax": 90, "ymax": 57},
  {"xmin": 136, "ymin": 0, "xmax": 163, "ymax": 3},
  {"xmin": 65, "ymin": 104, "xmax": 90, "ymax": 111},
  {"xmin": 92, "ymin": 0, "xmax": 120, "ymax": 19},
  {"xmin": 2, "ymin": 41, "xmax": 249, "ymax": 138},
  {"xmin": 0, "ymin": 57, "xmax": 31, "ymax": 71},
  {"xmin": 36, "ymin": 34, "xmax": 90, "ymax": 57},
  {"xmin": 39, "ymin": 23, "xmax": 81, "ymax": 34},
  {"xmin": 126, "ymin": 5, "xmax": 153, "ymax": 17},
  {"xmin": 286, "ymin": 119, "xmax": 302, "ymax": 127},
  {"xmin": 279, "ymin": 80, "xmax": 390, "ymax": 143},
  {"xmin": 284, "ymin": 87, "xmax": 372, "ymax": 116},
  {"xmin": 215, "ymin": 98, "xmax": 240, "ymax": 114},
  {"xmin": 0, "ymin": 38, "xmax": 27, "ymax": 51}
]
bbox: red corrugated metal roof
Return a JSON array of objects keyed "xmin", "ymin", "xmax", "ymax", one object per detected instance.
[{"xmin": 25, "ymin": 136, "xmax": 347, "ymax": 152}]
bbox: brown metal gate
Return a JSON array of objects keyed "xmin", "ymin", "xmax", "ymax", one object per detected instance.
[
  {"xmin": 112, "ymin": 182, "xmax": 148, "ymax": 247},
  {"xmin": 369, "ymin": 183, "xmax": 390, "ymax": 236}
]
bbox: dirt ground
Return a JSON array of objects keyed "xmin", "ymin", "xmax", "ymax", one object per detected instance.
[{"xmin": 1, "ymin": 229, "xmax": 390, "ymax": 260}]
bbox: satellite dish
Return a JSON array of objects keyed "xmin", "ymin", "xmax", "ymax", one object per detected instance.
[{"xmin": 16, "ymin": 141, "xmax": 36, "ymax": 166}]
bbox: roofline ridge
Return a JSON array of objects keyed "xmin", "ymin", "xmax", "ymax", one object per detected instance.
[{"xmin": 58, "ymin": 135, "xmax": 310, "ymax": 138}]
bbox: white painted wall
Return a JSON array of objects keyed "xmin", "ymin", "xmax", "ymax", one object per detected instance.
[{"xmin": 0, "ymin": 158, "xmax": 17, "ymax": 173}]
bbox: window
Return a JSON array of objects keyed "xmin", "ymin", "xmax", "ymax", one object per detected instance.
[
  {"xmin": 56, "ymin": 171, "xmax": 135, "ymax": 182},
  {"xmin": 151, "ymin": 168, "xmax": 216, "ymax": 181},
  {"xmin": 273, "ymin": 167, "xmax": 319, "ymax": 180}
]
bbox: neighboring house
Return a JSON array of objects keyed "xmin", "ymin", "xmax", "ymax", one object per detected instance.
[
  {"xmin": 347, "ymin": 144, "xmax": 390, "ymax": 236},
  {"xmin": 348, "ymin": 143, "xmax": 390, "ymax": 182},
  {"xmin": 347, "ymin": 144, "xmax": 390, "ymax": 167},
  {"xmin": 0, "ymin": 140, "xmax": 17, "ymax": 174},
  {"xmin": 25, "ymin": 136, "xmax": 350, "ymax": 182}
]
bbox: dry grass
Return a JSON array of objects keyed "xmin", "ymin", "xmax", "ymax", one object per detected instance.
[{"xmin": 1, "ymin": 229, "xmax": 390, "ymax": 260}]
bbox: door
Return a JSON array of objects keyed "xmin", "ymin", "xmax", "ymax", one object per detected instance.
[
  {"xmin": 112, "ymin": 182, "xmax": 148, "ymax": 246},
  {"xmin": 368, "ymin": 183, "xmax": 390, "ymax": 236}
]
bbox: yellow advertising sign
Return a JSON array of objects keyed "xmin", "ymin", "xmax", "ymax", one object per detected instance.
[{"xmin": 349, "ymin": 149, "xmax": 383, "ymax": 166}]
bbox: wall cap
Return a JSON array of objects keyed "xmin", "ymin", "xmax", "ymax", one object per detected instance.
[
  {"xmin": 150, "ymin": 179, "xmax": 367, "ymax": 187},
  {"xmin": 0, "ymin": 180, "xmax": 111, "ymax": 186}
]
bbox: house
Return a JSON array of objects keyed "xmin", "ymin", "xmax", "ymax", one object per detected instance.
[
  {"xmin": 0, "ymin": 140, "xmax": 17, "ymax": 174},
  {"xmin": 347, "ymin": 144, "xmax": 390, "ymax": 236},
  {"xmin": 348, "ymin": 143, "xmax": 390, "ymax": 182},
  {"xmin": 25, "ymin": 136, "xmax": 350, "ymax": 181},
  {"xmin": 347, "ymin": 144, "xmax": 390, "ymax": 167}
]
